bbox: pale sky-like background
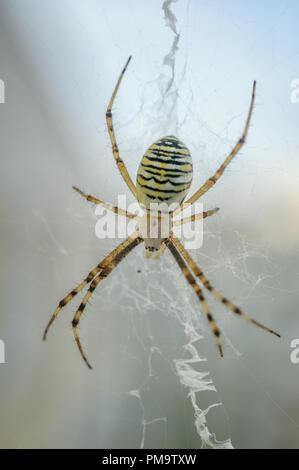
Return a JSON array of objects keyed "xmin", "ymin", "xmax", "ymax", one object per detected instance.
[{"xmin": 0, "ymin": 0, "xmax": 299, "ymax": 449}]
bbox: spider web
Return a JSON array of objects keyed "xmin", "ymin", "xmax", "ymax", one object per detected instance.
[
  {"xmin": 86, "ymin": 0, "xmax": 234, "ymax": 449},
  {"xmin": 123, "ymin": 0, "xmax": 233, "ymax": 448},
  {"xmin": 90, "ymin": 0, "xmax": 293, "ymax": 449},
  {"xmin": 1, "ymin": 0, "xmax": 298, "ymax": 450},
  {"xmin": 99, "ymin": 241, "xmax": 233, "ymax": 449}
]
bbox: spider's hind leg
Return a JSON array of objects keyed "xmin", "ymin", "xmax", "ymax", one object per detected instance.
[
  {"xmin": 106, "ymin": 56, "xmax": 137, "ymax": 199},
  {"xmin": 173, "ymin": 81, "xmax": 256, "ymax": 216}
]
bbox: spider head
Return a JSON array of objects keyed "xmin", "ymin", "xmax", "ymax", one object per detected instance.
[{"xmin": 139, "ymin": 211, "xmax": 171, "ymax": 255}]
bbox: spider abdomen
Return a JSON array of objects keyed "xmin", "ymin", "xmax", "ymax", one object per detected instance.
[{"xmin": 136, "ymin": 135, "xmax": 193, "ymax": 212}]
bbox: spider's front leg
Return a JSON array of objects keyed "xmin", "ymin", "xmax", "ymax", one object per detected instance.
[
  {"xmin": 171, "ymin": 235, "xmax": 280, "ymax": 339},
  {"xmin": 165, "ymin": 237, "xmax": 223, "ymax": 356},
  {"xmin": 155, "ymin": 207, "xmax": 219, "ymax": 260},
  {"xmin": 43, "ymin": 232, "xmax": 142, "ymax": 342},
  {"xmin": 43, "ymin": 263, "xmax": 105, "ymax": 341},
  {"xmin": 71, "ymin": 233, "xmax": 144, "ymax": 369}
]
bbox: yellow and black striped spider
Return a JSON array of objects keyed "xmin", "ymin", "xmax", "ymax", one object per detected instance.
[{"xmin": 43, "ymin": 57, "xmax": 280, "ymax": 369}]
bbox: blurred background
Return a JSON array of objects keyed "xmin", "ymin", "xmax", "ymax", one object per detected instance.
[{"xmin": 0, "ymin": 0, "xmax": 299, "ymax": 449}]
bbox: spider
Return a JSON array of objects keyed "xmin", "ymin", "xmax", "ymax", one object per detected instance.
[{"xmin": 43, "ymin": 56, "xmax": 280, "ymax": 369}]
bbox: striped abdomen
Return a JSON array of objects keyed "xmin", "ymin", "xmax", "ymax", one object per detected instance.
[{"xmin": 136, "ymin": 135, "xmax": 193, "ymax": 212}]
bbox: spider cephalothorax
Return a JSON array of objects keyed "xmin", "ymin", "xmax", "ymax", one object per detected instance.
[{"xmin": 43, "ymin": 56, "xmax": 280, "ymax": 369}]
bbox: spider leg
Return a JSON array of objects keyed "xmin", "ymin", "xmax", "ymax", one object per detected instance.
[
  {"xmin": 171, "ymin": 235, "xmax": 280, "ymax": 338},
  {"xmin": 106, "ymin": 56, "xmax": 137, "ymax": 199},
  {"xmin": 154, "ymin": 208, "xmax": 219, "ymax": 260},
  {"xmin": 155, "ymin": 242, "xmax": 167, "ymax": 259},
  {"xmin": 173, "ymin": 81, "xmax": 256, "ymax": 216},
  {"xmin": 171, "ymin": 208, "xmax": 219, "ymax": 227},
  {"xmin": 71, "ymin": 233, "xmax": 144, "ymax": 369},
  {"xmin": 165, "ymin": 238, "xmax": 223, "ymax": 356},
  {"xmin": 73, "ymin": 186, "xmax": 139, "ymax": 220},
  {"xmin": 43, "ymin": 231, "xmax": 141, "ymax": 340},
  {"xmin": 43, "ymin": 267, "xmax": 103, "ymax": 341}
]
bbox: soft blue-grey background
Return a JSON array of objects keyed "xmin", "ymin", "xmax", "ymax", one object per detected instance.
[{"xmin": 0, "ymin": 0, "xmax": 299, "ymax": 448}]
